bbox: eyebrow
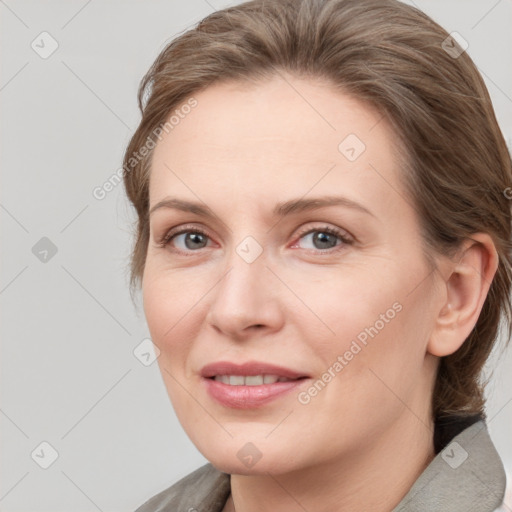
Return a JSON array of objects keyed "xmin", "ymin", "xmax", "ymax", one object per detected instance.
[{"xmin": 149, "ymin": 195, "xmax": 374, "ymax": 219}]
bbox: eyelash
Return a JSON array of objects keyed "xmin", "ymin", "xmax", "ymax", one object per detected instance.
[
  {"xmin": 157, "ymin": 225, "xmax": 210, "ymax": 250},
  {"xmin": 293, "ymin": 225, "xmax": 353, "ymax": 253},
  {"xmin": 156, "ymin": 224, "xmax": 353, "ymax": 255}
]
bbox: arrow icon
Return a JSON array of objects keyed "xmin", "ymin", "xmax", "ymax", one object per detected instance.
[
  {"xmin": 441, "ymin": 441, "xmax": 467, "ymax": 469},
  {"xmin": 31, "ymin": 441, "xmax": 59, "ymax": 469},
  {"xmin": 31, "ymin": 31, "xmax": 59, "ymax": 59},
  {"xmin": 134, "ymin": 338, "xmax": 160, "ymax": 366},
  {"xmin": 338, "ymin": 134, "xmax": 365, "ymax": 161},
  {"xmin": 32, "ymin": 237, "xmax": 58, "ymax": 263},
  {"xmin": 236, "ymin": 236, "xmax": 263, "ymax": 263},
  {"xmin": 442, "ymin": 32, "xmax": 468, "ymax": 59},
  {"xmin": 237, "ymin": 442, "xmax": 262, "ymax": 467}
]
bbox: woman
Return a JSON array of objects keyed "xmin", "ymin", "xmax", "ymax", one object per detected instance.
[{"xmin": 123, "ymin": 0, "xmax": 511, "ymax": 510}]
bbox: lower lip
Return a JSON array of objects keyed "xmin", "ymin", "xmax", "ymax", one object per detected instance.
[{"xmin": 203, "ymin": 377, "xmax": 308, "ymax": 409}]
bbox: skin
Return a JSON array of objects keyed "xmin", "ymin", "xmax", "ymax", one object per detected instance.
[{"xmin": 142, "ymin": 73, "xmax": 498, "ymax": 512}]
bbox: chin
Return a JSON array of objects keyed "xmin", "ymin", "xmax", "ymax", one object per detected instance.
[
  {"xmin": 197, "ymin": 439, "xmax": 304, "ymax": 477},
  {"xmin": 207, "ymin": 455, "xmax": 285, "ymax": 476}
]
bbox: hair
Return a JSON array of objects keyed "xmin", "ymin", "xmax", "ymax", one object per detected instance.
[{"xmin": 122, "ymin": 0, "xmax": 512, "ymax": 420}]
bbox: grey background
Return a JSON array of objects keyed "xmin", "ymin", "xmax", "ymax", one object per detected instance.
[{"xmin": 1, "ymin": 0, "xmax": 511, "ymax": 510}]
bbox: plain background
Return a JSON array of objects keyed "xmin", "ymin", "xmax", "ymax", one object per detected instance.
[{"xmin": 1, "ymin": 0, "xmax": 511, "ymax": 510}]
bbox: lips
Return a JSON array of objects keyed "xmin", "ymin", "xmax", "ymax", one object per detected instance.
[
  {"xmin": 212, "ymin": 375, "xmax": 293, "ymax": 385},
  {"xmin": 200, "ymin": 361, "xmax": 308, "ymax": 380},
  {"xmin": 200, "ymin": 361, "xmax": 310, "ymax": 409}
]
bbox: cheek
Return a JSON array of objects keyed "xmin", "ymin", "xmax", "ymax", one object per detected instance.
[
  {"xmin": 335, "ymin": 285, "xmax": 436, "ymax": 417},
  {"xmin": 288, "ymin": 264, "xmax": 403, "ymax": 350},
  {"xmin": 142, "ymin": 277, "xmax": 173, "ymax": 343},
  {"xmin": 142, "ymin": 274, "xmax": 204, "ymax": 412},
  {"xmin": 142, "ymin": 269, "xmax": 201, "ymax": 366},
  {"xmin": 142, "ymin": 262, "xmax": 210, "ymax": 335},
  {"xmin": 302, "ymin": 260, "xmax": 431, "ymax": 384}
]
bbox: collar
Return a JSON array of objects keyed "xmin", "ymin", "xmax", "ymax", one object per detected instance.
[
  {"xmin": 392, "ymin": 417, "xmax": 506, "ymax": 511},
  {"xmin": 135, "ymin": 416, "xmax": 506, "ymax": 512}
]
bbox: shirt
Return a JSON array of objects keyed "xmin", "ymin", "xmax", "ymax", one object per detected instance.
[{"xmin": 134, "ymin": 414, "xmax": 508, "ymax": 511}]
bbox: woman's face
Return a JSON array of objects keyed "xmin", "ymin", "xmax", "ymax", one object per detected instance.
[{"xmin": 143, "ymin": 74, "xmax": 444, "ymax": 475}]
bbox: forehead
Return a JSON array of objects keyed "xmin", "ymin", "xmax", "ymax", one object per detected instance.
[{"xmin": 149, "ymin": 73, "xmax": 405, "ymax": 217}]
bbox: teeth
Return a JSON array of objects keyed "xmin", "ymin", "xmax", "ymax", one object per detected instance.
[
  {"xmin": 212, "ymin": 375, "xmax": 292, "ymax": 386},
  {"xmin": 229, "ymin": 375, "xmax": 245, "ymax": 386},
  {"xmin": 245, "ymin": 375, "xmax": 264, "ymax": 385}
]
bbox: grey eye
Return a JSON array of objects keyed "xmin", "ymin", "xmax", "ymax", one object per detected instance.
[
  {"xmin": 174, "ymin": 232, "xmax": 210, "ymax": 250},
  {"xmin": 299, "ymin": 230, "xmax": 341, "ymax": 250}
]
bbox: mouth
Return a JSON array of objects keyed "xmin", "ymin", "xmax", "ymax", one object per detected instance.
[
  {"xmin": 209, "ymin": 374, "xmax": 305, "ymax": 385},
  {"xmin": 200, "ymin": 361, "xmax": 310, "ymax": 408}
]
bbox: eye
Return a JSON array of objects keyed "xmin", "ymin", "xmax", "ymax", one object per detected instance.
[
  {"xmin": 157, "ymin": 225, "xmax": 213, "ymax": 253},
  {"xmin": 156, "ymin": 224, "xmax": 352, "ymax": 255},
  {"xmin": 292, "ymin": 225, "xmax": 352, "ymax": 252},
  {"xmin": 173, "ymin": 231, "xmax": 211, "ymax": 251}
]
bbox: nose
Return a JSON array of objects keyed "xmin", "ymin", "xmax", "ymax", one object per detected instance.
[{"xmin": 206, "ymin": 248, "xmax": 284, "ymax": 340}]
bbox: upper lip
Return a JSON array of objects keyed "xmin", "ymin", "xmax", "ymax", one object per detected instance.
[{"xmin": 200, "ymin": 361, "xmax": 309, "ymax": 380}]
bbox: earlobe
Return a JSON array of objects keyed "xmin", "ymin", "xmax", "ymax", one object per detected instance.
[{"xmin": 427, "ymin": 233, "xmax": 499, "ymax": 358}]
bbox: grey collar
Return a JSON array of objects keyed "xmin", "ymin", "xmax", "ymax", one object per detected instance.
[
  {"xmin": 392, "ymin": 420, "xmax": 506, "ymax": 511},
  {"xmin": 135, "ymin": 419, "xmax": 506, "ymax": 512}
]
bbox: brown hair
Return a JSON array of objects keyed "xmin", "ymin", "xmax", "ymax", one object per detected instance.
[{"xmin": 123, "ymin": 0, "xmax": 512, "ymax": 419}]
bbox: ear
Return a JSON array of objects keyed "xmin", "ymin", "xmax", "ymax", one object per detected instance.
[{"xmin": 427, "ymin": 233, "xmax": 499, "ymax": 357}]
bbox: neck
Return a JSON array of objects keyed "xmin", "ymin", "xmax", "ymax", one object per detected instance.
[{"xmin": 225, "ymin": 413, "xmax": 435, "ymax": 512}]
